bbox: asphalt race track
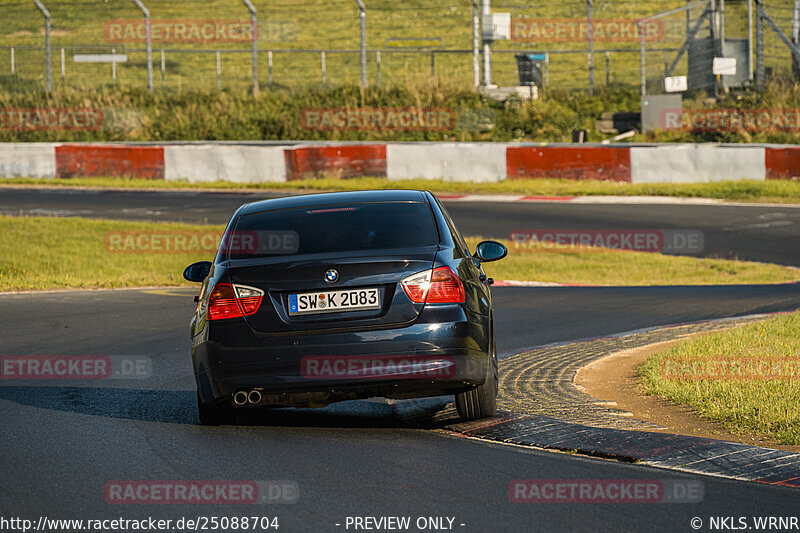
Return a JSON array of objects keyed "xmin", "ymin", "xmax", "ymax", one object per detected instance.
[
  {"xmin": 2, "ymin": 187, "xmax": 800, "ymax": 265},
  {"xmin": 1, "ymin": 188, "xmax": 800, "ymax": 532}
]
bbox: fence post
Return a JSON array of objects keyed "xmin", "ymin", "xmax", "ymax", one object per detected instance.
[
  {"xmin": 793, "ymin": 0, "xmax": 799, "ymax": 79},
  {"xmin": 321, "ymin": 51, "xmax": 326, "ymax": 83},
  {"xmin": 472, "ymin": 0, "xmax": 480, "ymax": 87},
  {"xmin": 33, "ymin": 0, "xmax": 51, "ymax": 92},
  {"xmin": 132, "ymin": 0, "xmax": 153, "ymax": 91},
  {"xmin": 160, "ymin": 49, "xmax": 165, "ymax": 87},
  {"xmin": 638, "ymin": 21, "xmax": 646, "ymax": 96},
  {"xmin": 587, "ymin": 0, "xmax": 594, "ymax": 96},
  {"xmin": 605, "ymin": 50, "xmax": 610, "ymax": 85},
  {"xmin": 756, "ymin": 0, "xmax": 764, "ymax": 90},
  {"xmin": 430, "ymin": 51, "xmax": 436, "ymax": 84},
  {"xmin": 241, "ymin": 0, "xmax": 258, "ymax": 95},
  {"xmin": 60, "ymin": 47, "xmax": 65, "ymax": 82},
  {"xmin": 268, "ymin": 50, "xmax": 273, "ymax": 84},
  {"xmin": 354, "ymin": 0, "xmax": 367, "ymax": 87},
  {"xmin": 481, "ymin": 0, "xmax": 492, "ymax": 86},
  {"xmin": 545, "ymin": 51, "xmax": 549, "ymax": 88},
  {"xmin": 748, "ymin": 0, "xmax": 754, "ymax": 81},
  {"xmin": 376, "ymin": 50, "xmax": 381, "ymax": 86},
  {"xmin": 10, "ymin": 48, "xmax": 14, "ymax": 74},
  {"xmin": 216, "ymin": 50, "xmax": 222, "ymax": 89}
]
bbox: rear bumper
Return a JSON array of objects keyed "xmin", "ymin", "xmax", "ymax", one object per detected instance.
[{"xmin": 192, "ymin": 308, "xmax": 491, "ymax": 406}]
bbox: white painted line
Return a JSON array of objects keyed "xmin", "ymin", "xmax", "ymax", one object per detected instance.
[
  {"xmin": 569, "ymin": 195, "xmax": 728, "ymax": 205},
  {"xmin": 456, "ymin": 194, "xmax": 526, "ymax": 202}
]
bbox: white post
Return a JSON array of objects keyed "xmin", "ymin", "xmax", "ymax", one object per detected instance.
[
  {"xmin": 472, "ymin": 0, "xmax": 480, "ymax": 87},
  {"xmin": 10, "ymin": 48, "xmax": 14, "ymax": 74},
  {"xmin": 587, "ymin": 0, "xmax": 595, "ymax": 95},
  {"xmin": 60, "ymin": 47, "xmax": 65, "ymax": 81},
  {"xmin": 639, "ymin": 22, "xmax": 646, "ymax": 96},
  {"xmin": 376, "ymin": 50, "xmax": 381, "ymax": 86},
  {"xmin": 33, "ymin": 0, "xmax": 51, "ymax": 92},
  {"xmin": 748, "ymin": 0, "xmax": 754, "ymax": 81},
  {"xmin": 545, "ymin": 51, "xmax": 549, "ymax": 87},
  {"xmin": 481, "ymin": 0, "xmax": 492, "ymax": 85},
  {"xmin": 216, "ymin": 50, "xmax": 221, "ymax": 89},
  {"xmin": 241, "ymin": 0, "xmax": 258, "ymax": 95},
  {"xmin": 321, "ymin": 50, "xmax": 326, "ymax": 83},
  {"xmin": 132, "ymin": 0, "xmax": 153, "ymax": 91},
  {"xmin": 354, "ymin": 0, "xmax": 367, "ymax": 87}
]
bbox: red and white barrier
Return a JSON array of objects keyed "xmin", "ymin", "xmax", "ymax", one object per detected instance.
[
  {"xmin": 164, "ymin": 145, "xmax": 286, "ymax": 183},
  {"xmin": 387, "ymin": 143, "xmax": 506, "ymax": 182},
  {"xmin": 2, "ymin": 142, "xmax": 797, "ymax": 183}
]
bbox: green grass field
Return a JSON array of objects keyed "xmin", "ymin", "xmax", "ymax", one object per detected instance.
[
  {"xmin": 1, "ymin": 0, "xmax": 795, "ymax": 92},
  {"xmin": 640, "ymin": 312, "xmax": 800, "ymax": 445},
  {"xmin": 0, "ymin": 0, "xmax": 683, "ymax": 90},
  {"xmin": 1, "ymin": 82, "xmax": 800, "ymax": 144},
  {"xmin": 1, "ymin": 214, "xmax": 796, "ymax": 291}
]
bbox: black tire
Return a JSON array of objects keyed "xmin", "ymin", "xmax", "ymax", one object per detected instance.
[
  {"xmin": 197, "ymin": 394, "xmax": 234, "ymax": 426},
  {"xmin": 455, "ymin": 332, "xmax": 498, "ymax": 421}
]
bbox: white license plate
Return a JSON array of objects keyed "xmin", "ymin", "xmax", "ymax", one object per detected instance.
[{"xmin": 288, "ymin": 288, "xmax": 380, "ymax": 316}]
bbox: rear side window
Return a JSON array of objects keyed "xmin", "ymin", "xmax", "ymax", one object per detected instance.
[{"xmin": 226, "ymin": 201, "xmax": 438, "ymax": 259}]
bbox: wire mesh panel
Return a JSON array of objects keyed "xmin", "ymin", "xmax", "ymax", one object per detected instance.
[
  {"xmin": 0, "ymin": 0, "xmax": 797, "ymax": 93},
  {"xmin": 637, "ymin": 1, "xmax": 715, "ymax": 95},
  {"xmin": 761, "ymin": 1, "xmax": 799, "ymax": 81}
]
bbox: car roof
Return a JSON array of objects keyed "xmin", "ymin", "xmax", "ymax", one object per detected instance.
[{"xmin": 239, "ymin": 189, "xmax": 430, "ymax": 215}]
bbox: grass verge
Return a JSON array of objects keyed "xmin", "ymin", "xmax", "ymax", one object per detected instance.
[
  {"xmin": 3, "ymin": 177, "xmax": 800, "ymax": 204},
  {"xmin": 639, "ymin": 312, "xmax": 800, "ymax": 445},
  {"xmin": 475, "ymin": 237, "xmax": 799, "ymax": 286},
  {"xmin": 1, "ymin": 83, "xmax": 800, "ymax": 145},
  {"xmin": 1, "ymin": 215, "xmax": 796, "ymax": 291}
]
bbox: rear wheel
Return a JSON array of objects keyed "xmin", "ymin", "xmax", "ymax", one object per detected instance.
[
  {"xmin": 197, "ymin": 394, "xmax": 235, "ymax": 426},
  {"xmin": 455, "ymin": 332, "xmax": 498, "ymax": 421}
]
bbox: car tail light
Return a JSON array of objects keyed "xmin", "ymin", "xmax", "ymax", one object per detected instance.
[
  {"xmin": 233, "ymin": 285, "xmax": 264, "ymax": 315},
  {"xmin": 208, "ymin": 283, "xmax": 264, "ymax": 321},
  {"xmin": 402, "ymin": 266, "xmax": 465, "ymax": 304}
]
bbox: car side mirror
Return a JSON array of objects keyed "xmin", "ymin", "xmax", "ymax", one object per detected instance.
[
  {"xmin": 474, "ymin": 240, "xmax": 508, "ymax": 262},
  {"xmin": 183, "ymin": 261, "xmax": 212, "ymax": 283}
]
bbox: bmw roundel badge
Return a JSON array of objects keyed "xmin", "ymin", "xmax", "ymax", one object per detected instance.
[{"xmin": 325, "ymin": 269, "xmax": 339, "ymax": 283}]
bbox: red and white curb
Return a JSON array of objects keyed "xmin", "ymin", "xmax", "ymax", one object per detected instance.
[{"xmin": 1, "ymin": 142, "xmax": 798, "ymax": 183}]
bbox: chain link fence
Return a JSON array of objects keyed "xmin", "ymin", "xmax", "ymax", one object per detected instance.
[{"xmin": 0, "ymin": 0, "xmax": 798, "ymax": 94}]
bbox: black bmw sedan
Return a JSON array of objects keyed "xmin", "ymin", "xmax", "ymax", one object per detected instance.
[{"xmin": 183, "ymin": 189, "xmax": 507, "ymax": 425}]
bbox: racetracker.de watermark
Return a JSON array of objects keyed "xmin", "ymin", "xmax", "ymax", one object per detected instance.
[
  {"xmin": 300, "ymin": 108, "xmax": 458, "ymax": 131},
  {"xmin": 511, "ymin": 18, "xmax": 663, "ymax": 42},
  {"xmin": 660, "ymin": 108, "xmax": 800, "ymax": 132},
  {"xmin": 105, "ymin": 19, "xmax": 254, "ymax": 43},
  {"xmin": 104, "ymin": 480, "xmax": 298, "ymax": 504},
  {"xmin": 1, "ymin": 356, "xmax": 151, "ymax": 380},
  {"xmin": 660, "ymin": 357, "xmax": 800, "ymax": 381},
  {"xmin": 104, "ymin": 230, "xmax": 299, "ymax": 255},
  {"xmin": 510, "ymin": 229, "xmax": 704, "ymax": 254},
  {"xmin": 0, "ymin": 108, "xmax": 103, "ymax": 131},
  {"xmin": 509, "ymin": 479, "xmax": 704, "ymax": 503},
  {"xmin": 301, "ymin": 355, "xmax": 457, "ymax": 380}
]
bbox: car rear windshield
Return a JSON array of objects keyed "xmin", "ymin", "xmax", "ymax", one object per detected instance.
[{"xmin": 225, "ymin": 201, "xmax": 439, "ymax": 259}]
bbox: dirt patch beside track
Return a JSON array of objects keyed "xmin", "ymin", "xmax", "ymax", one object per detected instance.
[{"xmin": 575, "ymin": 336, "xmax": 800, "ymax": 452}]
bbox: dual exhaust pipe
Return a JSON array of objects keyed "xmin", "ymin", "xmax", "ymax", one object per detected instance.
[{"xmin": 233, "ymin": 389, "xmax": 262, "ymax": 406}]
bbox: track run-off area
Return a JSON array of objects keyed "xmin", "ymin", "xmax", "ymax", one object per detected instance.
[{"xmin": 1, "ymin": 187, "xmax": 800, "ymax": 532}]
